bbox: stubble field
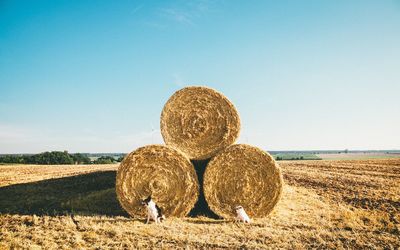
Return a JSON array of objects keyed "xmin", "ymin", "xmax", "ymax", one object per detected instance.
[{"xmin": 0, "ymin": 158, "xmax": 399, "ymax": 249}]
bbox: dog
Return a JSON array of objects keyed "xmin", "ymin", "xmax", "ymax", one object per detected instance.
[
  {"xmin": 141, "ymin": 196, "xmax": 165, "ymax": 224},
  {"xmin": 234, "ymin": 205, "xmax": 251, "ymax": 223}
]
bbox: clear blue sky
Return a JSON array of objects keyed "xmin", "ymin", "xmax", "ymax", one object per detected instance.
[{"xmin": 1, "ymin": 0, "xmax": 399, "ymax": 153}]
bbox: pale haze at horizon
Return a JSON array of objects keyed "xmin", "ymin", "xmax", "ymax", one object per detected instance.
[{"xmin": 0, "ymin": 0, "xmax": 399, "ymax": 153}]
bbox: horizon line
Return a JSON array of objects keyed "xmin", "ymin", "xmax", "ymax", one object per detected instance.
[{"xmin": 1, "ymin": 149, "xmax": 400, "ymax": 155}]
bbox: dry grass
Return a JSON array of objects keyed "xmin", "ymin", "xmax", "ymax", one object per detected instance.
[{"xmin": 1, "ymin": 158, "xmax": 399, "ymax": 249}]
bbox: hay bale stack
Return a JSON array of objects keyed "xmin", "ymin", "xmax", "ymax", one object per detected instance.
[
  {"xmin": 203, "ymin": 144, "xmax": 283, "ymax": 218},
  {"xmin": 161, "ymin": 86, "xmax": 240, "ymax": 160},
  {"xmin": 116, "ymin": 145, "xmax": 199, "ymax": 218}
]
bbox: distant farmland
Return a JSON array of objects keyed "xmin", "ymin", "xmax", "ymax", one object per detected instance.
[
  {"xmin": 317, "ymin": 152, "xmax": 400, "ymax": 160},
  {"xmin": 271, "ymin": 150, "xmax": 400, "ymax": 161}
]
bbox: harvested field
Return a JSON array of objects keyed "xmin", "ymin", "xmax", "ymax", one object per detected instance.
[
  {"xmin": 317, "ymin": 152, "xmax": 400, "ymax": 160},
  {"xmin": 0, "ymin": 158, "xmax": 399, "ymax": 249},
  {"xmin": 0, "ymin": 164, "xmax": 116, "ymax": 188}
]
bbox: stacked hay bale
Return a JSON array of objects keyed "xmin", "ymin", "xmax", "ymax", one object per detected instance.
[
  {"xmin": 160, "ymin": 86, "xmax": 241, "ymax": 160},
  {"xmin": 203, "ymin": 144, "xmax": 283, "ymax": 218},
  {"xmin": 116, "ymin": 86, "xmax": 283, "ymax": 219},
  {"xmin": 116, "ymin": 145, "xmax": 199, "ymax": 218}
]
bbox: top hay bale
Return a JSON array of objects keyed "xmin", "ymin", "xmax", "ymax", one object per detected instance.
[
  {"xmin": 161, "ymin": 86, "xmax": 241, "ymax": 160},
  {"xmin": 116, "ymin": 145, "xmax": 199, "ymax": 218},
  {"xmin": 203, "ymin": 144, "xmax": 283, "ymax": 219}
]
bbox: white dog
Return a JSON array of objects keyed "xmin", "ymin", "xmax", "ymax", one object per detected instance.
[
  {"xmin": 141, "ymin": 196, "xmax": 165, "ymax": 224},
  {"xmin": 235, "ymin": 205, "xmax": 251, "ymax": 223}
]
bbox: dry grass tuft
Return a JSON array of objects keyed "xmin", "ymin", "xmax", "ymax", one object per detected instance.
[
  {"xmin": 116, "ymin": 145, "xmax": 199, "ymax": 218},
  {"xmin": 160, "ymin": 86, "xmax": 241, "ymax": 160},
  {"xmin": 204, "ymin": 144, "xmax": 283, "ymax": 218}
]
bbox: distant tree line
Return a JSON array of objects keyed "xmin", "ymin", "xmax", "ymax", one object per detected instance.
[
  {"xmin": 274, "ymin": 154, "xmax": 321, "ymax": 161},
  {"xmin": 275, "ymin": 156, "xmax": 304, "ymax": 161},
  {"xmin": 0, "ymin": 151, "xmax": 126, "ymax": 165},
  {"xmin": 93, "ymin": 156, "xmax": 122, "ymax": 164}
]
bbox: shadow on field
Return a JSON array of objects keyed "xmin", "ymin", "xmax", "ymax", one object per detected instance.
[
  {"xmin": 0, "ymin": 164, "xmax": 220, "ymax": 219},
  {"xmin": 0, "ymin": 171, "xmax": 128, "ymax": 216}
]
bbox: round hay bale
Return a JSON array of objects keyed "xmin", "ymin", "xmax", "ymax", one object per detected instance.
[
  {"xmin": 203, "ymin": 144, "xmax": 283, "ymax": 218},
  {"xmin": 116, "ymin": 145, "xmax": 199, "ymax": 218},
  {"xmin": 160, "ymin": 86, "xmax": 241, "ymax": 160}
]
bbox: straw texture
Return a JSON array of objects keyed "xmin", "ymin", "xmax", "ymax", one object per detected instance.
[
  {"xmin": 160, "ymin": 86, "xmax": 240, "ymax": 160},
  {"xmin": 116, "ymin": 145, "xmax": 199, "ymax": 218},
  {"xmin": 203, "ymin": 144, "xmax": 283, "ymax": 218}
]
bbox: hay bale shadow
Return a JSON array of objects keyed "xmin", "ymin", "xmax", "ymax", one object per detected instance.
[
  {"xmin": 0, "ymin": 171, "xmax": 128, "ymax": 216},
  {"xmin": 0, "ymin": 163, "xmax": 220, "ymax": 219},
  {"xmin": 189, "ymin": 159, "xmax": 220, "ymax": 219}
]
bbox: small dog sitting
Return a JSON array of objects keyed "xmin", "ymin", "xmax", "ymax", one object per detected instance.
[
  {"xmin": 141, "ymin": 196, "xmax": 165, "ymax": 224},
  {"xmin": 234, "ymin": 205, "xmax": 251, "ymax": 223}
]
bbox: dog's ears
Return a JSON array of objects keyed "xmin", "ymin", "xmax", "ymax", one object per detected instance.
[{"xmin": 142, "ymin": 195, "xmax": 152, "ymax": 203}]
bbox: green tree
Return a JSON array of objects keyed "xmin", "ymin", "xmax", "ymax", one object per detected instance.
[
  {"xmin": 27, "ymin": 151, "xmax": 74, "ymax": 165},
  {"xmin": 71, "ymin": 153, "xmax": 91, "ymax": 164},
  {"xmin": 117, "ymin": 155, "xmax": 126, "ymax": 162},
  {"xmin": 94, "ymin": 156, "xmax": 116, "ymax": 164}
]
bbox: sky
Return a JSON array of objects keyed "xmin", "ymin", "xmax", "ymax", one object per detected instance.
[{"xmin": 0, "ymin": 0, "xmax": 399, "ymax": 153}]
